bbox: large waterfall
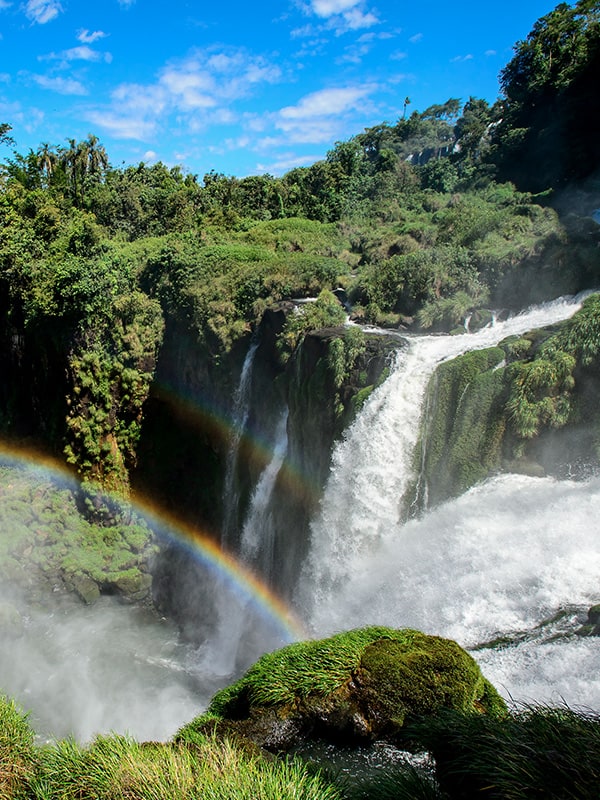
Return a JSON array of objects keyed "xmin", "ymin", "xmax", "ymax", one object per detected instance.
[{"xmin": 297, "ymin": 293, "xmax": 600, "ymax": 708}]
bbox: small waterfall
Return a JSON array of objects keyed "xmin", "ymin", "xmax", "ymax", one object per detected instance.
[
  {"xmin": 297, "ymin": 293, "xmax": 600, "ymax": 706},
  {"xmin": 240, "ymin": 410, "xmax": 289, "ymax": 578},
  {"xmin": 221, "ymin": 338, "xmax": 260, "ymax": 543},
  {"xmin": 299, "ymin": 294, "xmax": 588, "ymax": 611}
]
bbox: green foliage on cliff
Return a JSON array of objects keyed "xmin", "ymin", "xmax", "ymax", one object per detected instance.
[
  {"xmin": 410, "ymin": 294, "xmax": 600, "ymax": 511},
  {"xmin": 507, "ymin": 294, "xmax": 600, "ymax": 440},
  {"xmin": 411, "ymin": 347, "xmax": 507, "ymax": 510},
  {"xmin": 0, "ymin": 464, "xmax": 156, "ymax": 602},
  {"xmin": 277, "ymin": 290, "xmax": 347, "ymax": 363}
]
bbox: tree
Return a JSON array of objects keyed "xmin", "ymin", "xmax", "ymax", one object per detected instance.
[
  {"xmin": 0, "ymin": 123, "xmax": 14, "ymax": 147},
  {"xmin": 489, "ymin": 0, "xmax": 600, "ymax": 190},
  {"xmin": 36, "ymin": 143, "xmax": 58, "ymax": 187}
]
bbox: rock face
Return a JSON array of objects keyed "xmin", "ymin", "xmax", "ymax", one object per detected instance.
[
  {"xmin": 147, "ymin": 310, "xmax": 400, "ymax": 644},
  {"xmin": 177, "ymin": 627, "xmax": 506, "ymax": 753}
]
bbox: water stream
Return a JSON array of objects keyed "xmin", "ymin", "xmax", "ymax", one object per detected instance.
[{"xmin": 299, "ymin": 293, "xmax": 600, "ymax": 708}]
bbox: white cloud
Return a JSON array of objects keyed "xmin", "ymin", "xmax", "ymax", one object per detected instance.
[
  {"xmin": 340, "ymin": 7, "xmax": 378, "ymax": 31},
  {"xmin": 450, "ymin": 54, "xmax": 474, "ymax": 63},
  {"xmin": 337, "ymin": 43, "xmax": 370, "ymax": 64},
  {"xmin": 159, "ymin": 67, "xmax": 217, "ymax": 110},
  {"xmin": 41, "ymin": 45, "xmax": 112, "ymax": 63},
  {"xmin": 84, "ymin": 46, "xmax": 282, "ymax": 143},
  {"xmin": 256, "ymin": 153, "xmax": 321, "ymax": 174},
  {"xmin": 0, "ymin": 1, "xmax": 11, "ymax": 9},
  {"xmin": 85, "ymin": 109, "xmax": 157, "ymax": 139},
  {"xmin": 300, "ymin": 0, "xmax": 379, "ymax": 35},
  {"xmin": 409, "ymin": 33, "xmax": 423, "ymax": 43},
  {"xmin": 485, "ymin": 49, "xmax": 497, "ymax": 56},
  {"xmin": 388, "ymin": 72, "xmax": 415, "ymax": 85},
  {"xmin": 311, "ymin": 0, "xmax": 360, "ymax": 16},
  {"xmin": 279, "ymin": 85, "xmax": 372, "ymax": 120},
  {"xmin": 143, "ymin": 150, "xmax": 157, "ymax": 162},
  {"xmin": 24, "ymin": 0, "xmax": 62, "ymax": 24},
  {"xmin": 77, "ymin": 29, "xmax": 108, "ymax": 44},
  {"xmin": 391, "ymin": 50, "xmax": 408, "ymax": 60},
  {"xmin": 32, "ymin": 74, "xmax": 87, "ymax": 94},
  {"xmin": 273, "ymin": 84, "xmax": 376, "ymax": 144}
]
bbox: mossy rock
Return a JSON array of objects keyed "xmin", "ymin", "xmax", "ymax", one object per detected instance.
[
  {"xmin": 64, "ymin": 572, "xmax": 101, "ymax": 605},
  {"xmin": 200, "ymin": 627, "xmax": 505, "ymax": 751},
  {"xmin": 110, "ymin": 569, "xmax": 152, "ymax": 601}
]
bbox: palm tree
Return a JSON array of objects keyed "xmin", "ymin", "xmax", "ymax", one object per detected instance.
[
  {"xmin": 84, "ymin": 133, "xmax": 108, "ymax": 177},
  {"xmin": 36, "ymin": 142, "xmax": 57, "ymax": 187}
]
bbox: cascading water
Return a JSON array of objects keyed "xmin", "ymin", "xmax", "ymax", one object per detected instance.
[
  {"xmin": 299, "ymin": 292, "xmax": 600, "ymax": 708},
  {"xmin": 221, "ymin": 337, "xmax": 260, "ymax": 544},
  {"xmin": 240, "ymin": 409, "xmax": 289, "ymax": 577}
]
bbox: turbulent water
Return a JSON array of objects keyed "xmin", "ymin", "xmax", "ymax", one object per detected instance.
[{"xmin": 299, "ymin": 293, "xmax": 600, "ymax": 709}]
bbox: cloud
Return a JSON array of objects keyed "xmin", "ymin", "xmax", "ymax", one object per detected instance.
[
  {"xmin": 300, "ymin": 0, "xmax": 379, "ymax": 35},
  {"xmin": 256, "ymin": 153, "xmax": 322, "ymax": 174},
  {"xmin": 85, "ymin": 108, "xmax": 157, "ymax": 139},
  {"xmin": 84, "ymin": 46, "xmax": 282, "ymax": 142},
  {"xmin": 77, "ymin": 29, "xmax": 108, "ymax": 44},
  {"xmin": 279, "ymin": 85, "xmax": 371, "ymax": 119},
  {"xmin": 409, "ymin": 33, "xmax": 423, "ymax": 43},
  {"xmin": 32, "ymin": 74, "xmax": 87, "ymax": 94},
  {"xmin": 450, "ymin": 54, "xmax": 474, "ymax": 63},
  {"xmin": 485, "ymin": 49, "xmax": 497, "ymax": 56},
  {"xmin": 24, "ymin": 0, "xmax": 62, "ymax": 24},
  {"xmin": 274, "ymin": 84, "xmax": 376, "ymax": 143},
  {"xmin": 311, "ymin": 0, "xmax": 360, "ymax": 16},
  {"xmin": 0, "ymin": 1, "xmax": 11, "ymax": 9},
  {"xmin": 41, "ymin": 45, "xmax": 112, "ymax": 64}
]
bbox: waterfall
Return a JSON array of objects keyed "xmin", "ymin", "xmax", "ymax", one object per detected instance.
[
  {"xmin": 221, "ymin": 338, "xmax": 260, "ymax": 543},
  {"xmin": 240, "ymin": 409, "xmax": 288, "ymax": 578},
  {"xmin": 298, "ymin": 293, "xmax": 600, "ymax": 707}
]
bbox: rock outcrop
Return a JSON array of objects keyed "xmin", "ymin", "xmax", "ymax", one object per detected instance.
[{"xmin": 176, "ymin": 626, "xmax": 506, "ymax": 753}]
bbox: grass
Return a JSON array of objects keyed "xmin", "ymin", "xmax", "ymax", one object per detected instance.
[
  {"xmin": 21, "ymin": 727, "xmax": 342, "ymax": 800},
  {"xmin": 1, "ymin": 675, "xmax": 599, "ymax": 799},
  {"xmin": 0, "ymin": 695, "xmax": 36, "ymax": 799},
  {"xmin": 404, "ymin": 704, "xmax": 600, "ymax": 799}
]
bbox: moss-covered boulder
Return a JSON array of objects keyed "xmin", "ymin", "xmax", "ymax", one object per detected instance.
[{"xmin": 178, "ymin": 627, "xmax": 505, "ymax": 753}]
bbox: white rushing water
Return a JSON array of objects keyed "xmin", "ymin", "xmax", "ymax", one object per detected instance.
[
  {"xmin": 301, "ymin": 292, "xmax": 600, "ymax": 709},
  {"xmin": 241, "ymin": 409, "xmax": 289, "ymax": 573},
  {"xmin": 221, "ymin": 338, "xmax": 260, "ymax": 543}
]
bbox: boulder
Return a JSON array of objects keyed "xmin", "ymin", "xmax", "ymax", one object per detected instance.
[{"xmin": 177, "ymin": 626, "xmax": 506, "ymax": 753}]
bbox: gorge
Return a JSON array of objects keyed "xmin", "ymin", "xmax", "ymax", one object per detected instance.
[{"xmin": 2, "ymin": 290, "xmax": 599, "ymax": 745}]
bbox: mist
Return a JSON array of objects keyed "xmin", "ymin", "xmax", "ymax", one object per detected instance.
[{"xmin": 0, "ymin": 584, "xmax": 206, "ymax": 743}]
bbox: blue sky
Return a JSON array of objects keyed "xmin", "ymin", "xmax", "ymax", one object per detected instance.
[{"xmin": 0, "ymin": 0, "xmax": 558, "ymax": 178}]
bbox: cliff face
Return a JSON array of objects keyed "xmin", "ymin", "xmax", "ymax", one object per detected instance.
[
  {"xmin": 143, "ymin": 308, "xmax": 400, "ymax": 641},
  {"xmin": 409, "ymin": 315, "xmax": 600, "ymax": 515}
]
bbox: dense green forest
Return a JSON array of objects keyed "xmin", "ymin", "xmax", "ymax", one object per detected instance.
[{"xmin": 0, "ymin": 0, "xmax": 598, "ymax": 496}]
